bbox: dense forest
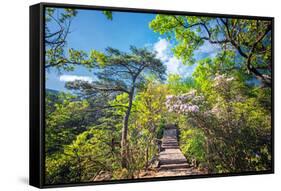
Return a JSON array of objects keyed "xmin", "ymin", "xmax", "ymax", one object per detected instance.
[{"xmin": 44, "ymin": 8, "xmax": 272, "ymax": 184}]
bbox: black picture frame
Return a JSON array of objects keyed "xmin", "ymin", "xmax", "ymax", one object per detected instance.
[{"xmin": 30, "ymin": 2, "xmax": 274, "ymax": 189}]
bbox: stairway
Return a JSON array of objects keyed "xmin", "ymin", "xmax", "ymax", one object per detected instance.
[
  {"xmin": 139, "ymin": 124, "xmax": 207, "ymax": 178},
  {"xmin": 158, "ymin": 124, "xmax": 189, "ymax": 171}
]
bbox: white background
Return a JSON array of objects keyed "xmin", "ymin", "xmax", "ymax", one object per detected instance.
[{"xmin": 0, "ymin": 0, "xmax": 279, "ymax": 190}]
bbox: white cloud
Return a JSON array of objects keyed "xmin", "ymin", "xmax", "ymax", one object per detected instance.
[
  {"xmin": 59, "ymin": 75, "xmax": 93, "ymax": 83},
  {"xmin": 153, "ymin": 38, "xmax": 170, "ymax": 61},
  {"xmin": 152, "ymin": 38, "xmax": 195, "ymax": 77},
  {"xmin": 165, "ymin": 56, "xmax": 181, "ymax": 75}
]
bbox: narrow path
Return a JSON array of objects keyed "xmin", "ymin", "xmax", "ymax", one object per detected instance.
[
  {"xmin": 159, "ymin": 124, "xmax": 188, "ymax": 170},
  {"xmin": 138, "ymin": 124, "xmax": 207, "ymax": 178},
  {"xmin": 155, "ymin": 124, "xmax": 206, "ymax": 177}
]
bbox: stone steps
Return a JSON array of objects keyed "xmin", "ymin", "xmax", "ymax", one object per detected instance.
[
  {"xmin": 159, "ymin": 163, "xmax": 189, "ymax": 170},
  {"xmin": 162, "ymin": 144, "xmax": 179, "ymax": 147},
  {"xmin": 159, "ymin": 158, "xmax": 187, "ymax": 165},
  {"xmin": 158, "ymin": 125, "xmax": 190, "ymax": 173},
  {"xmin": 139, "ymin": 125, "xmax": 208, "ymax": 178},
  {"xmin": 161, "ymin": 146, "xmax": 179, "ymax": 149},
  {"xmin": 162, "ymin": 141, "xmax": 178, "ymax": 144},
  {"xmin": 162, "ymin": 143, "xmax": 178, "ymax": 145}
]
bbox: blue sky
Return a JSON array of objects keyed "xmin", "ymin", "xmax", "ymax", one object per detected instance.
[{"xmin": 46, "ymin": 8, "xmax": 219, "ymax": 91}]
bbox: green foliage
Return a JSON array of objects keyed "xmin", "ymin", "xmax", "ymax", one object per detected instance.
[
  {"xmin": 179, "ymin": 73, "xmax": 270, "ymax": 172},
  {"xmin": 150, "ymin": 15, "xmax": 272, "ymax": 86},
  {"xmin": 165, "ymin": 61, "xmax": 271, "ymax": 173},
  {"xmin": 46, "ymin": 127, "xmax": 119, "ymax": 184},
  {"xmin": 45, "ymin": 91, "xmax": 90, "ymax": 154},
  {"xmin": 45, "ymin": 8, "xmax": 112, "ymax": 71},
  {"xmin": 45, "ymin": 152, "xmax": 73, "ymax": 184},
  {"xmin": 102, "ymin": 11, "xmax": 113, "ymax": 20},
  {"xmin": 180, "ymin": 128, "xmax": 206, "ymax": 166},
  {"xmin": 149, "ymin": 15, "xmax": 205, "ymax": 65},
  {"xmin": 133, "ymin": 80, "xmax": 168, "ymax": 125},
  {"xmin": 45, "ymin": 8, "xmax": 77, "ymax": 23},
  {"xmin": 90, "ymin": 50, "xmax": 107, "ymax": 67},
  {"xmin": 167, "ymin": 74, "xmax": 196, "ymax": 94},
  {"xmin": 45, "ymin": 8, "xmax": 78, "ymax": 70},
  {"xmin": 156, "ymin": 119, "xmax": 166, "ymax": 139},
  {"xmin": 45, "ymin": 11, "xmax": 272, "ymax": 184},
  {"xmin": 110, "ymin": 79, "xmax": 168, "ymax": 175}
]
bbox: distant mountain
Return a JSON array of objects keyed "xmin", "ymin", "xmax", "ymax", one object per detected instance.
[{"xmin": 46, "ymin": 88, "xmax": 60, "ymax": 95}]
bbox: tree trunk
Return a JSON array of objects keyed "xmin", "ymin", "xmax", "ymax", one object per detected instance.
[
  {"xmin": 121, "ymin": 89, "xmax": 134, "ymax": 168},
  {"xmin": 145, "ymin": 145, "xmax": 149, "ymax": 170}
]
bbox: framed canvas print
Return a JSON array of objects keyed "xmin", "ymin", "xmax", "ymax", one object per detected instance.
[{"xmin": 30, "ymin": 2, "xmax": 274, "ymax": 188}]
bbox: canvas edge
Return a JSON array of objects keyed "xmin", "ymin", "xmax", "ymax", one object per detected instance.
[{"xmin": 29, "ymin": 3, "xmax": 42, "ymax": 188}]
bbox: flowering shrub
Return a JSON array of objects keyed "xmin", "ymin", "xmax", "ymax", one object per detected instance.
[
  {"xmin": 166, "ymin": 74, "xmax": 271, "ymax": 173},
  {"xmin": 213, "ymin": 74, "xmax": 234, "ymax": 87},
  {"xmin": 165, "ymin": 90, "xmax": 204, "ymax": 114}
]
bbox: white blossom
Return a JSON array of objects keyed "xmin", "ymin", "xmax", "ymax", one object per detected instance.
[
  {"xmin": 213, "ymin": 74, "xmax": 235, "ymax": 87},
  {"xmin": 165, "ymin": 90, "xmax": 203, "ymax": 114}
]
